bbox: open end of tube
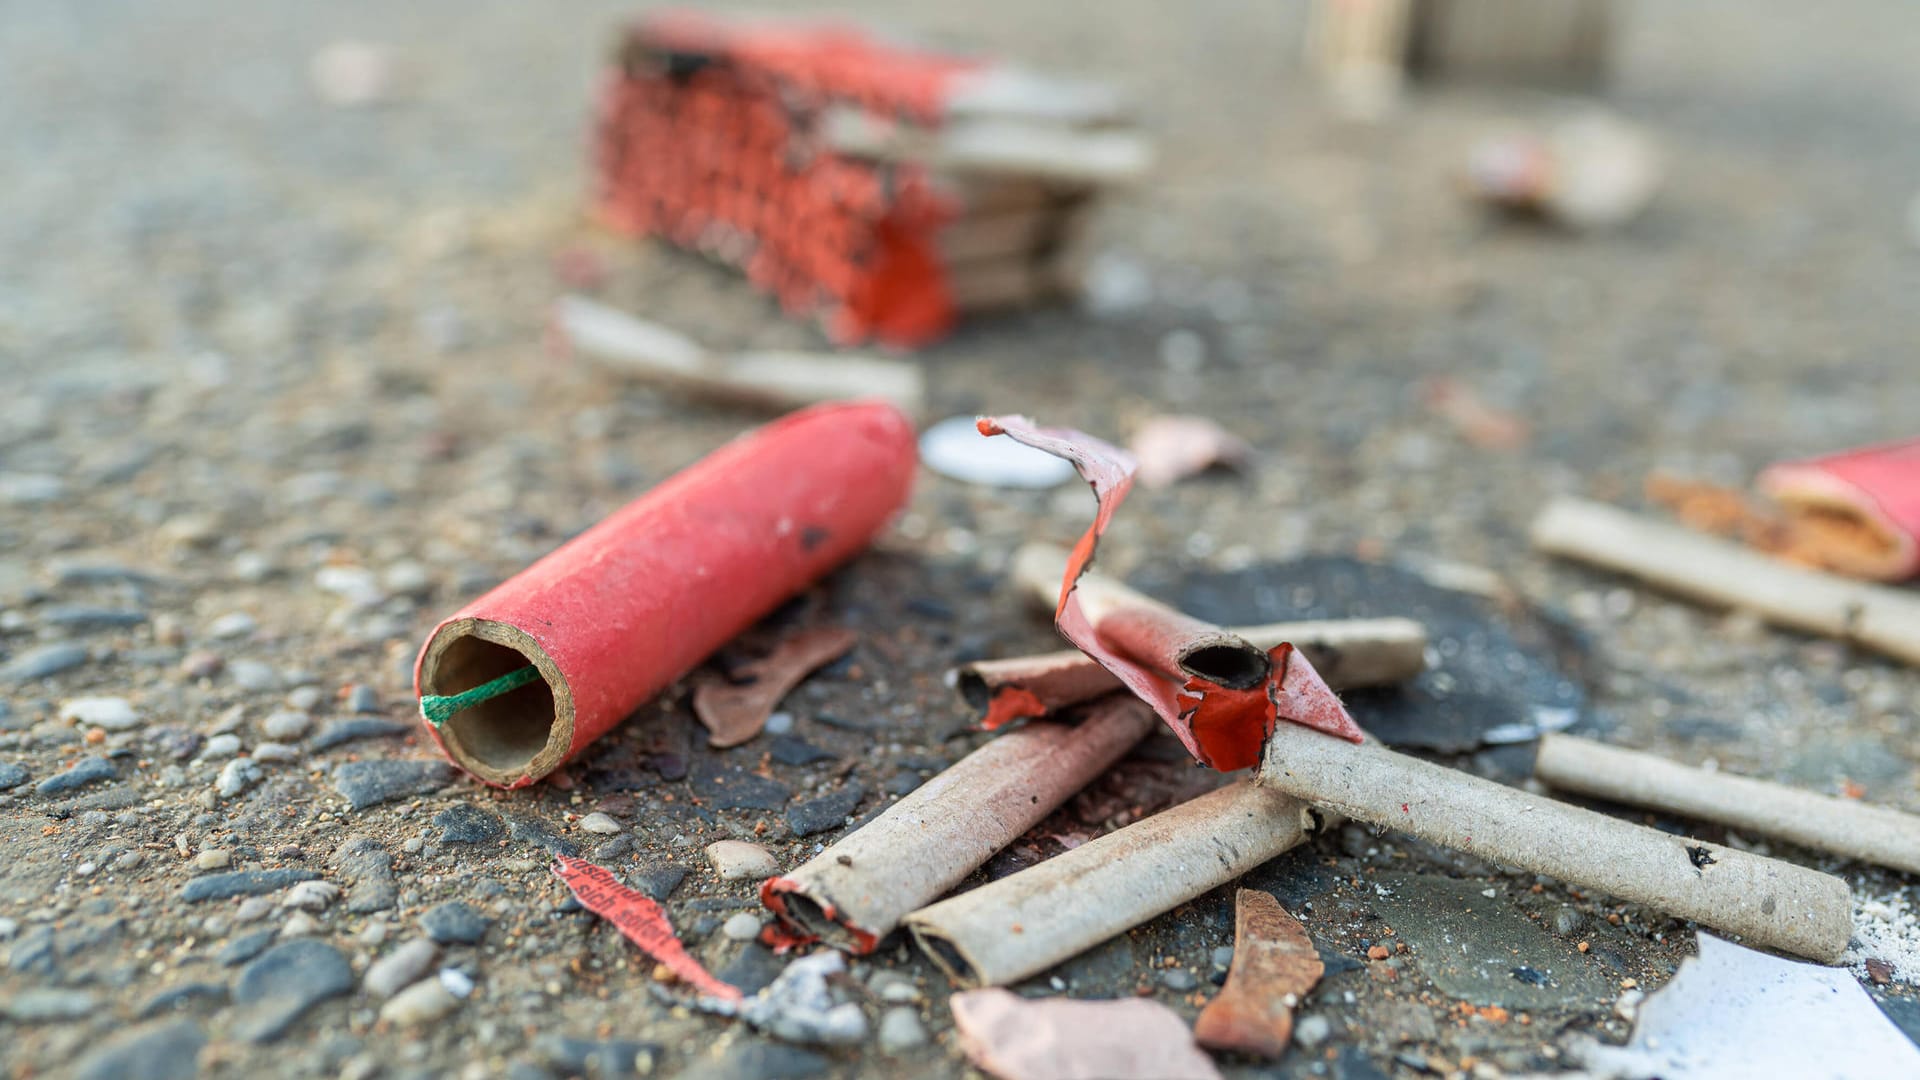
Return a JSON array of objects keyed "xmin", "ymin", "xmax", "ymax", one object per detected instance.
[
  {"xmin": 778, "ymin": 891, "xmax": 873, "ymax": 953},
  {"xmin": 1179, "ymin": 642, "xmax": 1271, "ymax": 691},
  {"xmin": 954, "ymin": 668, "xmax": 994, "ymax": 712},
  {"xmin": 909, "ymin": 925, "xmax": 982, "ymax": 987},
  {"xmin": 421, "ymin": 619, "xmax": 570, "ymax": 785}
]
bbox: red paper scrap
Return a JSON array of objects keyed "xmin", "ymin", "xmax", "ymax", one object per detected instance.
[
  {"xmin": 552, "ymin": 856, "xmax": 742, "ymax": 1002},
  {"xmin": 1759, "ymin": 437, "xmax": 1920, "ymax": 582},
  {"xmin": 977, "ymin": 415, "xmax": 1363, "ymax": 770}
]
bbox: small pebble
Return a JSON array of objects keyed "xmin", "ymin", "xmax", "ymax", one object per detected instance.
[
  {"xmin": 439, "ymin": 968, "xmax": 475, "ymax": 998},
  {"xmin": 419, "ymin": 901, "xmax": 490, "ymax": 945},
  {"xmin": 1552, "ymin": 906, "xmax": 1585, "ymax": 937},
  {"xmin": 195, "ymin": 849, "xmax": 233, "ymax": 871},
  {"xmin": 380, "ymin": 978, "xmax": 460, "ymax": 1027},
  {"xmin": 763, "ymin": 712, "xmax": 795, "ymax": 735},
  {"xmin": 286, "ymin": 686, "xmax": 325, "ymax": 711},
  {"xmin": 209, "ymin": 612, "xmax": 258, "ymax": 639},
  {"xmin": 877, "ymin": 1007, "xmax": 928, "ymax": 1054},
  {"xmin": 706, "ymin": 840, "xmax": 779, "ymax": 881},
  {"xmin": 365, "ymin": 939, "xmax": 440, "ymax": 999},
  {"xmin": 180, "ymin": 651, "xmax": 224, "ymax": 679},
  {"xmin": 1295, "ymin": 1014, "xmax": 1333, "ymax": 1048},
  {"xmin": 346, "ymin": 685, "xmax": 380, "ymax": 713},
  {"xmin": 201, "ymin": 734, "xmax": 242, "ymax": 759},
  {"xmin": 1160, "ymin": 969, "xmax": 1198, "ymax": 992},
  {"xmin": 281, "ymin": 911, "xmax": 322, "ymax": 937},
  {"xmin": 59, "ymin": 697, "xmax": 141, "ymax": 731},
  {"xmin": 259, "ymin": 711, "xmax": 311, "ymax": 741},
  {"xmin": 36, "ymin": 755, "xmax": 116, "ymax": 795},
  {"xmin": 227, "ymin": 660, "xmax": 278, "ymax": 691},
  {"xmin": 579, "ymin": 812, "xmax": 621, "ymax": 835},
  {"xmin": 217, "ymin": 758, "xmax": 262, "ymax": 798},
  {"xmin": 235, "ymin": 897, "xmax": 274, "ymax": 923},
  {"xmin": 1211, "ymin": 946, "xmax": 1235, "ymax": 970},
  {"xmin": 723, "ymin": 913, "xmax": 764, "ymax": 942},
  {"xmin": 281, "ymin": 881, "xmax": 340, "ymax": 912},
  {"xmin": 253, "ymin": 742, "xmax": 300, "ymax": 763}
]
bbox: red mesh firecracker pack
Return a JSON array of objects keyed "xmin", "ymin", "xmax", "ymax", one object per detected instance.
[{"xmin": 592, "ymin": 11, "xmax": 1149, "ymax": 348}]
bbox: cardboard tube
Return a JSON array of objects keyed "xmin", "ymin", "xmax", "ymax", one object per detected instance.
[
  {"xmin": 414, "ymin": 401, "xmax": 916, "ymax": 787},
  {"xmin": 1258, "ymin": 723, "xmax": 1854, "ymax": 962},
  {"xmin": 905, "ymin": 782, "xmax": 1320, "ymax": 987},
  {"xmin": 1535, "ymin": 733, "xmax": 1920, "ymax": 877},
  {"xmin": 1530, "ymin": 496, "xmax": 1920, "ymax": 666},
  {"xmin": 952, "ymin": 617, "xmax": 1428, "ymax": 726},
  {"xmin": 761, "ymin": 696, "xmax": 1158, "ymax": 952}
]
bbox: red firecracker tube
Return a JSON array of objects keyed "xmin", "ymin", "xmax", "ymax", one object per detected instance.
[{"xmin": 414, "ymin": 400, "xmax": 916, "ymax": 787}]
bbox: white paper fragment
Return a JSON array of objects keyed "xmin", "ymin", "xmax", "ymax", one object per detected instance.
[
  {"xmin": 919, "ymin": 416, "xmax": 1075, "ymax": 489},
  {"xmin": 1570, "ymin": 933, "xmax": 1920, "ymax": 1080}
]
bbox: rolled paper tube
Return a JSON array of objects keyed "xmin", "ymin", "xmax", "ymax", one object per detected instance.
[
  {"xmin": 905, "ymin": 782, "xmax": 1323, "ymax": 987},
  {"xmin": 952, "ymin": 617, "xmax": 1428, "ymax": 726},
  {"xmin": 1534, "ymin": 734, "xmax": 1920, "ymax": 877},
  {"xmin": 414, "ymin": 400, "xmax": 917, "ymax": 787},
  {"xmin": 1258, "ymin": 723, "xmax": 1854, "ymax": 963},
  {"xmin": 1530, "ymin": 496, "xmax": 1920, "ymax": 666},
  {"xmin": 761, "ymin": 695, "xmax": 1159, "ymax": 953}
]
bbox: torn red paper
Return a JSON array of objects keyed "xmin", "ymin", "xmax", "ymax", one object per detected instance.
[
  {"xmin": 951, "ymin": 988, "xmax": 1221, "ymax": 1080},
  {"xmin": 1759, "ymin": 438, "xmax": 1920, "ymax": 582},
  {"xmin": 693, "ymin": 627, "xmax": 857, "ymax": 748},
  {"xmin": 552, "ymin": 856, "xmax": 742, "ymax": 1002},
  {"xmin": 977, "ymin": 415, "xmax": 1362, "ymax": 770},
  {"xmin": 1194, "ymin": 888, "xmax": 1324, "ymax": 1058},
  {"xmin": 1128, "ymin": 415, "xmax": 1253, "ymax": 488}
]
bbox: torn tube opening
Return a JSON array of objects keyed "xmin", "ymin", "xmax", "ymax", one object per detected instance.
[
  {"xmin": 1178, "ymin": 641, "xmax": 1271, "ymax": 690},
  {"xmin": 909, "ymin": 925, "xmax": 982, "ymax": 987},
  {"xmin": 419, "ymin": 618, "xmax": 573, "ymax": 786}
]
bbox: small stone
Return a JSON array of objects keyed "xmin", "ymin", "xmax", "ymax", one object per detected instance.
[
  {"xmin": 135, "ymin": 982, "xmax": 226, "ymax": 1019},
  {"xmin": 579, "ymin": 812, "xmax": 621, "ymax": 835},
  {"xmin": 182, "ymin": 868, "xmax": 318, "ymax": 903},
  {"xmin": 365, "ymin": 939, "xmax": 440, "ymax": 999},
  {"xmin": 1367, "ymin": 945, "xmax": 1391, "ymax": 961},
  {"xmin": 629, "ymin": 865, "xmax": 688, "ymax": 902},
  {"xmin": 877, "ymin": 1007, "xmax": 928, "ymax": 1054},
  {"xmin": 707, "ymin": 840, "xmax": 779, "ymax": 881},
  {"xmin": 763, "ymin": 712, "xmax": 795, "ymax": 736},
  {"xmin": 358, "ymin": 921, "xmax": 388, "ymax": 947},
  {"xmin": 872, "ymin": 974, "xmax": 920, "ymax": 1004},
  {"xmin": 59, "ymin": 697, "xmax": 141, "ymax": 730},
  {"xmin": 195, "ymin": 849, "xmax": 233, "ymax": 871},
  {"xmin": 217, "ymin": 758, "xmax": 262, "ymax": 798},
  {"xmin": 535, "ymin": 1035, "xmax": 664, "ymax": 1078},
  {"xmin": 316, "ymin": 565, "xmax": 385, "ymax": 607},
  {"xmin": 280, "ymin": 912, "xmax": 322, "ymax": 938},
  {"xmin": 381, "ymin": 979, "xmax": 460, "ymax": 1026},
  {"xmin": 504, "ymin": 812, "xmax": 580, "ymax": 856},
  {"xmin": 1552, "ymin": 906, "xmax": 1585, "ymax": 937},
  {"xmin": 3, "ymin": 643, "xmax": 90, "ymax": 682},
  {"xmin": 1866, "ymin": 958, "xmax": 1894, "ymax": 986},
  {"xmin": 259, "ymin": 711, "xmax": 311, "ymax": 741},
  {"xmin": 226, "ymin": 660, "xmax": 278, "ymax": 691},
  {"xmin": 310, "ymin": 718, "xmax": 410, "ymax": 749},
  {"xmin": 786, "ymin": 783, "xmax": 865, "ymax": 837},
  {"xmin": 346, "ymin": 685, "xmax": 381, "ymax": 713},
  {"xmin": 35, "ymin": 755, "xmax": 116, "ymax": 796},
  {"xmin": 439, "ymin": 968, "xmax": 474, "ymax": 998},
  {"xmin": 332, "ymin": 759, "xmax": 451, "ymax": 810},
  {"xmin": 230, "ymin": 939, "xmax": 354, "ymax": 1043},
  {"xmin": 1211, "ymin": 946, "xmax": 1235, "ymax": 970},
  {"xmin": 208, "ymin": 612, "xmax": 257, "ymax": 640},
  {"xmin": 41, "ymin": 606, "xmax": 146, "ymax": 631},
  {"xmin": 383, "ymin": 561, "xmax": 432, "ymax": 595},
  {"xmin": 768, "ymin": 736, "xmax": 836, "ymax": 767},
  {"xmin": 723, "ymin": 913, "xmax": 764, "ymax": 942},
  {"xmin": 0, "ymin": 762, "xmax": 30, "ymax": 790},
  {"xmin": 281, "ymin": 881, "xmax": 340, "ymax": 912},
  {"xmin": 1614, "ymin": 988, "xmax": 1646, "ymax": 1021},
  {"xmin": 253, "ymin": 742, "xmax": 300, "ymax": 763},
  {"xmin": 113, "ymin": 850, "xmax": 143, "ymax": 870},
  {"xmin": 72, "ymin": 1018, "xmax": 206, "ymax": 1080},
  {"xmin": 434, "ymin": 804, "xmax": 505, "ymax": 845},
  {"xmin": 219, "ymin": 929, "xmax": 277, "ymax": 966},
  {"xmin": 1295, "ymin": 1014, "xmax": 1333, "ymax": 1048},
  {"xmin": 179, "ymin": 651, "xmax": 224, "ymax": 679},
  {"xmin": 334, "ymin": 837, "xmax": 399, "ymax": 914},
  {"xmin": 1160, "ymin": 969, "xmax": 1198, "ymax": 992},
  {"xmin": 419, "ymin": 901, "xmax": 489, "ymax": 945},
  {"xmin": 1, "ymin": 988, "xmax": 98, "ymax": 1022},
  {"xmin": 235, "ymin": 898, "xmax": 274, "ymax": 923},
  {"xmin": 200, "ymin": 734, "xmax": 242, "ymax": 759}
]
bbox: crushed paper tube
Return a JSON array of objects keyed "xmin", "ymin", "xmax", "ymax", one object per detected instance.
[
  {"xmin": 761, "ymin": 695, "xmax": 1159, "ymax": 953},
  {"xmin": 1193, "ymin": 889, "xmax": 1323, "ymax": 1059},
  {"xmin": 1256, "ymin": 721, "xmax": 1854, "ymax": 963},
  {"xmin": 906, "ymin": 782, "xmax": 1326, "ymax": 987},
  {"xmin": 978, "ymin": 415, "xmax": 1364, "ymax": 769},
  {"xmin": 1759, "ymin": 436, "xmax": 1920, "ymax": 582},
  {"xmin": 552, "ymin": 856, "xmax": 741, "ymax": 1002},
  {"xmin": 693, "ymin": 627, "xmax": 857, "ymax": 749},
  {"xmin": 413, "ymin": 400, "xmax": 916, "ymax": 787},
  {"xmin": 553, "ymin": 295, "xmax": 926, "ymax": 417},
  {"xmin": 971, "ymin": 544, "xmax": 1427, "ymax": 724},
  {"xmin": 950, "ymin": 988, "xmax": 1221, "ymax": 1080},
  {"xmin": 1534, "ymin": 733, "xmax": 1920, "ymax": 877},
  {"xmin": 1530, "ymin": 495, "xmax": 1920, "ymax": 667}
]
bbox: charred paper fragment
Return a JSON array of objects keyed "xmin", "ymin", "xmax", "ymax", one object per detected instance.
[
  {"xmin": 552, "ymin": 857, "xmax": 740, "ymax": 1003},
  {"xmin": 906, "ymin": 783, "xmax": 1325, "ymax": 987},
  {"xmin": 1194, "ymin": 890, "xmax": 1324, "ymax": 1058},
  {"xmin": 979, "ymin": 415, "xmax": 1364, "ymax": 769},
  {"xmin": 1532, "ymin": 495, "xmax": 1920, "ymax": 666},
  {"xmin": 694, "ymin": 628, "xmax": 857, "ymax": 749},
  {"xmin": 1534, "ymin": 733, "xmax": 1920, "ymax": 876},
  {"xmin": 950, "ymin": 988, "xmax": 1221, "ymax": 1080},
  {"xmin": 553, "ymin": 296, "xmax": 925, "ymax": 416},
  {"xmin": 1257, "ymin": 722, "xmax": 1854, "ymax": 962},
  {"xmin": 762, "ymin": 696, "xmax": 1158, "ymax": 953}
]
